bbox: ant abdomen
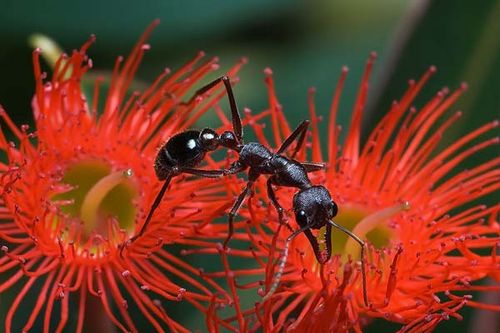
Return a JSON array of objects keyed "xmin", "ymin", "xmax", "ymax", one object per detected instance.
[{"xmin": 154, "ymin": 130, "xmax": 205, "ymax": 180}]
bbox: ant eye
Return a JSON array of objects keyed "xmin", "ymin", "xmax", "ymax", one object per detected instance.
[
  {"xmin": 329, "ymin": 201, "xmax": 338, "ymax": 217},
  {"xmin": 296, "ymin": 210, "xmax": 308, "ymax": 226}
]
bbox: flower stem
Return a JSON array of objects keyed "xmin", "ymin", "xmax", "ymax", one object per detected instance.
[{"xmin": 83, "ymin": 295, "xmax": 117, "ymax": 333}]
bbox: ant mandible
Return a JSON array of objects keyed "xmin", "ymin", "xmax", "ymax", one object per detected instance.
[{"xmin": 217, "ymin": 80, "xmax": 369, "ymax": 306}]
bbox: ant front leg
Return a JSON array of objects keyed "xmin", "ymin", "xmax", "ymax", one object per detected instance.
[
  {"xmin": 266, "ymin": 177, "xmax": 293, "ymax": 232},
  {"xmin": 223, "ymin": 171, "xmax": 258, "ymax": 248}
]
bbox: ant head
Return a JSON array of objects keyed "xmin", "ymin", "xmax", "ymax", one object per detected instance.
[
  {"xmin": 219, "ymin": 130, "xmax": 240, "ymax": 151},
  {"xmin": 293, "ymin": 186, "xmax": 338, "ymax": 229},
  {"xmin": 199, "ymin": 128, "xmax": 219, "ymax": 151}
]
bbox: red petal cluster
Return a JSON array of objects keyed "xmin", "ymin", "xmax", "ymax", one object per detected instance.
[{"xmin": 0, "ymin": 21, "xmax": 243, "ymax": 332}]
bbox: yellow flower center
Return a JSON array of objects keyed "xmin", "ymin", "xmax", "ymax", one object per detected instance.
[{"xmin": 52, "ymin": 161, "xmax": 137, "ymax": 242}]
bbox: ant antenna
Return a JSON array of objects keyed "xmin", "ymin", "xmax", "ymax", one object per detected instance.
[{"xmin": 328, "ymin": 219, "xmax": 368, "ymax": 307}]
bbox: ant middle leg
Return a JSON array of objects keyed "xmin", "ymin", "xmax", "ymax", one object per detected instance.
[{"xmin": 223, "ymin": 172, "xmax": 258, "ymax": 248}]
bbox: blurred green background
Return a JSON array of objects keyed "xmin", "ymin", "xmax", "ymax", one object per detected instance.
[{"xmin": 0, "ymin": 0, "xmax": 498, "ymax": 332}]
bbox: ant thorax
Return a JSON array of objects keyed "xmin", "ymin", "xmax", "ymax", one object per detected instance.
[{"xmin": 268, "ymin": 156, "xmax": 311, "ymax": 189}]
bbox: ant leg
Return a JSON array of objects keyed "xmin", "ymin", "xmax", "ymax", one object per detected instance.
[
  {"xmin": 126, "ymin": 173, "xmax": 173, "ymax": 246},
  {"xmin": 180, "ymin": 167, "xmax": 225, "ymax": 178},
  {"xmin": 223, "ymin": 160, "xmax": 246, "ymax": 176},
  {"xmin": 266, "ymin": 177, "xmax": 293, "ymax": 232},
  {"xmin": 276, "ymin": 120, "xmax": 309, "ymax": 158},
  {"xmin": 223, "ymin": 172, "xmax": 257, "ymax": 248},
  {"xmin": 185, "ymin": 76, "xmax": 243, "ymax": 142},
  {"xmin": 138, "ymin": 167, "xmax": 225, "ymax": 240},
  {"xmin": 185, "ymin": 76, "xmax": 227, "ymax": 104},
  {"xmin": 301, "ymin": 162, "xmax": 326, "ymax": 172},
  {"xmin": 261, "ymin": 224, "xmax": 311, "ymax": 301},
  {"xmin": 328, "ymin": 220, "xmax": 369, "ymax": 307},
  {"xmin": 181, "ymin": 159, "xmax": 247, "ymax": 179},
  {"xmin": 221, "ymin": 77, "xmax": 243, "ymax": 142}
]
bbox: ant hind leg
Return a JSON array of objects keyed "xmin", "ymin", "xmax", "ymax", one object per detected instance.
[
  {"xmin": 120, "ymin": 173, "xmax": 173, "ymax": 257},
  {"xmin": 183, "ymin": 75, "xmax": 243, "ymax": 143}
]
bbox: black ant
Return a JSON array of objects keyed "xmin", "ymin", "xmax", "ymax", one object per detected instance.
[
  {"xmin": 217, "ymin": 83, "xmax": 369, "ymax": 305},
  {"xmin": 124, "ymin": 76, "xmax": 243, "ymax": 246},
  {"xmin": 123, "ymin": 74, "xmax": 368, "ymax": 306}
]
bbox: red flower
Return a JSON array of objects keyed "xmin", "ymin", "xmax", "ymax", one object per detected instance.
[
  {"xmin": 205, "ymin": 54, "xmax": 499, "ymax": 332},
  {"xmin": 0, "ymin": 21, "xmax": 242, "ymax": 332}
]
